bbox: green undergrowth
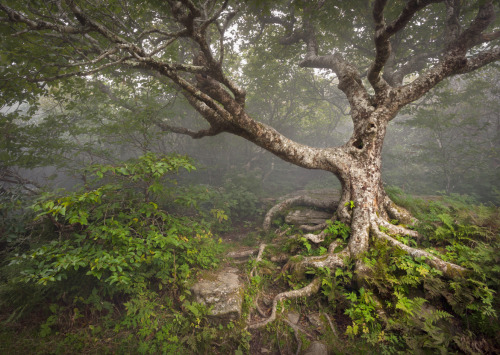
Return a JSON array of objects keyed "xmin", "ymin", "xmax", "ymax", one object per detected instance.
[
  {"xmin": 1, "ymin": 173, "xmax": 499, "ymax": 353},
  {"xmin": 246, "ymin": 189, "xmax": 499, "ymax": 354},
  {"xmin": 0, "ymin": 153, "xmax": 251, "ymax": 354}
]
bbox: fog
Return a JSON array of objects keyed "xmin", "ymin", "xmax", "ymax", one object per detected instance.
[
  {"xmin": 3, "ymin": 67, "xmax": 498, "ymax": 206},
  {"xmin": 1, "ymin": 2, "xmax": 499, "ymax": 353},
  {"xmin": 1, "ymin": 14, "xmax": 499, "ymax": 210}
]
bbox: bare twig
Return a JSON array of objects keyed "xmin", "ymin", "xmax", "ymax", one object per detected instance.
[{"xmin": 321, "ymin": 311, "xmax": 337, "ymax": 337}]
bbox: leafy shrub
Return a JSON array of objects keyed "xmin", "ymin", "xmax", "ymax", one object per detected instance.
[
  {"xmin": 1, "ymin": 153, "xmax": 231, "ymax": 353},
  {"xmin": 11, "ymin": 153, "xmax": 222, "ymax": 293}
]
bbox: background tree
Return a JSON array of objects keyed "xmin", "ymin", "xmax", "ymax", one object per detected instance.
[{"xmin": 383, "ymin": 68, "xmax": 500, "ymax": 202}]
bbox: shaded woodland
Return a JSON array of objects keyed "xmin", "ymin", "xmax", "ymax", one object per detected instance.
[{"xmin": 0, "ymin": 1, "xmax": 499, "ymax": 354}]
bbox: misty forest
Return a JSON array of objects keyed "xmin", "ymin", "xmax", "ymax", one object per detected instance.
[{"xmin": 1, "ymin": 0, "xmax": 499, "ymax": 354}]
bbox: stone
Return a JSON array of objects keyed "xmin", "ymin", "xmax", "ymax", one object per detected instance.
[
  {"xmin": 227, "ymin": 248, "xmax": 258, "ymax": 260},
  {"xmin": 285, "ymin": 209, "xmax": 332, "ymax": 226},
  {"xmin": 307, "ymin": 313, "xmax": 325, "ymax": 333},
  {"xmin": 227, "ymin": 248, "xmax": 258, "ymax": 264},
  {"xmin": 191, "ymin": 267, "xmax": 242, "ymax": 322},
  {"xmin": 287, "ymin": 311, "xmax": 300, "ymax": 324},
  {"xmin": 303, "ymin": 341, "xmax": 328, "ymax": 355}
]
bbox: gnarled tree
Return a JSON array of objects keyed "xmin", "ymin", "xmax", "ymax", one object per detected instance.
[{"xmin": 1, "ymin": 0, "xmax": 499, "ymax": 327}]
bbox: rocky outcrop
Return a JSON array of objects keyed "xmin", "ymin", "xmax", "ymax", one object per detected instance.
[
  {"xmin": 285, "ymin": 209, "xmax": 332, "ymax": 225},
  {"xmin": 304, "ymin": 341, "xmax": 328, "ymax": 355},
  {"xmin": 191, "ymin": 267, "xmax": 243, "ymax": 322}
]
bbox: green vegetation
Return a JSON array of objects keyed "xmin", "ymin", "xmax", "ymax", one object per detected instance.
[
  {"xmin": 244, "ymin": 193, "xmax": 499, "ymax": 354},
  {"xmin": 0, "ymin": 1, "xmax": 498, "ymax": 353},
  {"xmin": 0, "ymin": 154, "xmax": 244, "ymax": 354},
  {"xmin": 1, "ymin": 155, "xmax": 499, "ymax": 353}
]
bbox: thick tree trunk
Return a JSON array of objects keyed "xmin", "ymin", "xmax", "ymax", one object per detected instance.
[
  {"xmin": 334, "ymin": 110, "xmax": 388, "ymax": 258},
  {"xmin": 263, "ymin": 108, "xmax": 466, "ymax": 284}
]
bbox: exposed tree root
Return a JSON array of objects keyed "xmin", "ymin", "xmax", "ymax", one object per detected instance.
[
  {"xmin": 321, "ymin": 311, "xmax": 337, "ymax": 337},
  {"xmin": 248, "ymin": 277, "xmax": 321, "ymax": 329},
  {"xmin": 302, "ymin": 232, "xmax": 326, "ymax": 244},
  {"xmin": 375, "ymin": 216, "xmax": 419, "ymax": 239},
  {"xmin": 254, "ymin": 295, "xmax": 268, "ymax": 318},
  {"xmin": 250, "ymin": 243, "xmax": 267, "ymax": 278},
  {"xmin": 294, "ymin": 248, "xmax": 348, "ymax": 272},
  {"xmin": 371, "ymin": 223, "xmax": 467, "ymax": 278},
  {"xmin": 382, "ymin": 194, "xmax": 417, "ymax": 225},
  {"xmin": 251, "ymin": 194, "xmax": 469, "ymax": 330},
  {"xmin": 263, "ymin": 195, "xmax": 337, "ymax": 231},
  {"xmin": 299, "ymin": 222, "xmax": 327, "ymax": 232}
]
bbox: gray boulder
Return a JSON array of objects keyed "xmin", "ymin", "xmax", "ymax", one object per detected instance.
[
  {"xmin": 191, "ymin": 267, "xmax": 243, "ymax": 322},
  {"xmin": 285, "ymin": 209, "xmax": 332, "ymax": 226},
  {"xmin": 304, "ymin": 341, "xmax": 328, "ymax": 355}
]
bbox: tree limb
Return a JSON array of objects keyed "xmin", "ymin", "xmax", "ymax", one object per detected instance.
[
  {"xmin": 456, "ymin": 47, "xmax": 500, "ymax": 74},
  {"xmin": 0, "ymin": 3, "xmax": 88, "ymax": 34},
  {"xmin": 25, "ymin": 57, "xmax": 131, "ymax": 83},
  {"xmin": 368, "ymin": 0, "xmax": 442, "ymax": 94},
  {"xmin": 395, "ymin": 1, "xmax": 497, "ymax": 107},
  {"xmin": 156, "ymin": 121, "xmax": 223, "ymax": 139}
]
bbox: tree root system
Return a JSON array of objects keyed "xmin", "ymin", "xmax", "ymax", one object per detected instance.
[{"xmin": 248, "ymin": 193, "xmax": 468, "ymax": 329}]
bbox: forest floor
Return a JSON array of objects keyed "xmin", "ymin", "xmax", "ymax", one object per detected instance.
[
  {"xmin": 215, "ymin": 221, "xmax": 351, "ymax": 354},
  {"xmin": 1, "ymin": 192, "xmax": 498, "ymax": 354}
]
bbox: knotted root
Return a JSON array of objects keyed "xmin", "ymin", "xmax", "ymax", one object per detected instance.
[
  {"xmin": 250, "ymin": 243, "xmax": 267, "ymax": 278},
  {"xmin": 382, "ymin": 194, "xmax": 417, "ymax": 225},
  {"xmin": 302, "ymin": 231, "xmax": 326, "ymax": 244},
  {"xmin": 250, "ymin": 197, "xmax": 469, "ymax": 331},
  {"xmin": 375, "ymin": 216, "xmax": 419, "ymax": 239},
  {"xmin": 255, "ymin": 242, "xmax": 347, "ymax": 332},
  {"xmin": 294, "ymin": 248, "xmax": 348, "ymax": 273},
  {"xmin": 248, "ymin": 277, "xmax": 321, "ymax": 329},
  {"xmin": 299, "ymin": 222, "xmax": 328, "ymax": 232},
  {"xmin": 254, "ymin": 294, "xmax": 268, "ymax": 318}
]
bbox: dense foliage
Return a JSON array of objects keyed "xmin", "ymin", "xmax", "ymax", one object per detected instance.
[
  {"xmin": 0, "ymin": 0, "xmax": 499, "ymax": 353},
  {"xmin": 0, "ymin": 154, "xmax": 250, "ymax": 354},
  {"xmin": 244, "ymin": 192, "xmax": 499, "ymax": 354}
]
